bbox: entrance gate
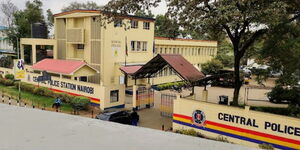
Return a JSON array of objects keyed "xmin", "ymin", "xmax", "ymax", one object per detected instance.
[
  {"xmin": 136, "ymin": 86, "xmax": 154, "ymax": 109},
  {"xmin": 160, "ymin": 93, "xmax": 176, "ymax": 117}
]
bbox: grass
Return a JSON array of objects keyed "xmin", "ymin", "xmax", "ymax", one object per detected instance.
[{"xmin": 0, "ymin": 84, "xmax": 73, "ymax": 112}]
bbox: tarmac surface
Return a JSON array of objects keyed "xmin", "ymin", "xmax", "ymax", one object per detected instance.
[{"xmin": 0, "ymin": 104, "xmax": 256, "ymax": 150}]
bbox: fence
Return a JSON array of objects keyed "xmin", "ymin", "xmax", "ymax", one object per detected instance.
[
  {"xmin": 136, "ymin": 86, "xmax": 154, "ymax": 109},
  {"xmin": 160, "ymin": 93, "xmax": 176, "ymax": 117}
]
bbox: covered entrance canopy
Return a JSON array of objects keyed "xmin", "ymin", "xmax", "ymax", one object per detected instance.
[{"xmin": 120, "ymin": 54, "xmax": 205, "ymax": 84}]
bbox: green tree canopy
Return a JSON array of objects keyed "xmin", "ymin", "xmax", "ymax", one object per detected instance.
[
  {"xmin": 155, "ymin": 14, "xmax": 180, "ymax": 38},
  {"xmin": 62, "ymin": 1, "xmax": 102, "ymax": 12},
  {"xmin": 201, "ymin": 59, "xmax": 224, "ymax": 75},
  {"xmin": 261, "ymin": 23, "xmax": 300, "ymax": 86}
]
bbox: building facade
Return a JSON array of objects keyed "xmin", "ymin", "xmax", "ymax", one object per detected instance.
[
  {"xmin": 0, "ymin": 26, "xmax": 13, "ymax": 52},
  {"xmin": 15, "ymin": 10, "xmax": 217, "ymax": 110}
]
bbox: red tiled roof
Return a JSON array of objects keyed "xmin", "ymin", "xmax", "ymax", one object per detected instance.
[
  {"xmin": 161, "ymin": 54, "xmax": 204, "ymax": 82},
  {"xmin": 127, "ymin": 54, "xmax": 205, "ymax": 82},
  {"xmin": 120, "ymin": 65, "xmax": 142, "ymax": 75},
  {"xmin": 32, "ymin": 59, "xmax": 86, "ymax": 75}
]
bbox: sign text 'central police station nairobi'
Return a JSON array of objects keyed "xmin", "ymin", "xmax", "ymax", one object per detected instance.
[
  {"xmin": 218, "ymin": 113, "xmax": 300, "ymax": 137},
  {"xmin": 32, "ymin": 77, "xmax": 94, "ymax": 94}
]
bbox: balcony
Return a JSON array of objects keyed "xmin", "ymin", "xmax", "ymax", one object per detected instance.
[{"xmin": 66, "ymin": 28, "xmax": 85, "ymax": 44}]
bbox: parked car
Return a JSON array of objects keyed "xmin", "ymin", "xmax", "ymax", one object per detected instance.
[{"xmin": 95, "ymin": 110, "xmax": 139, "ymax": 125}]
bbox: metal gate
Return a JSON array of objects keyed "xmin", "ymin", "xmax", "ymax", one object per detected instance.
[
  {"xmin": 136, "ymin": 87, "xmax": 154, "ymax": 109},
  {"xmin": 160, "ymin": 94, "xmax": 176, "ymax": 117}
]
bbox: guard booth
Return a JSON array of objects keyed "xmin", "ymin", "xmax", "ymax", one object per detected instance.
[{"xmin": 120, "ymin": 54, "xmax": 205, "ymax": 111}]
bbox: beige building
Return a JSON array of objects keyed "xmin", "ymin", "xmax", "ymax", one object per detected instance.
[{"xmin": 17, "ymin": 10, "xmax": 217, "ymax": 109}]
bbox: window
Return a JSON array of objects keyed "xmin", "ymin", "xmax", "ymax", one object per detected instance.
[
  {"xmin": 114, "ymin": 19, "xmax": 122, "ymax": 27},
  {"xmin": 131, "ymin": 20, "xmax": 138, "ymax": 28},
  {"xmin": 136, "ymin": 41, "xmax": 141, "ymax": 51},
  {"xmin": 110, "ymin": 90, "xmax": 119, "ymax": 103},
  {"xmin": 143, "ymin": 22, "xmax": 150, "ymax": 30},
  {"xmin": 142, "ymin": 42, "xmax": 147, "ymax": 51},
  {"xmin": 77, "ymin": 44, "xmax": 84, "ymax": 49},
  {"xmin": 131, "ymin": 41, "xmax": 136, "ymax": 51},
  {"xmin": 80, "ymin": 76, "xmax": 87, "ymax": 82}
]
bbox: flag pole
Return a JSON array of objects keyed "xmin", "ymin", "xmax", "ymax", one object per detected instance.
[{"xmin": 125, "ymin": 36, "xmax": 128, "ymax": 66}]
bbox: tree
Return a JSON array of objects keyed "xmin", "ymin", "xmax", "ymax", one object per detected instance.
[
  {"xmin": 5, "ymin": 0, "xmax": 47, "ymax": 62},
  {"xmin": 155, "ymin": 15, "xmax": 180, "ymax": 38},
  {"xmin": 103, "ymin": 0, "xmax": 300, "ymax": 106},
  {"xmin": 134, "ymin": 10, "xmax": 154, "ymax": 18},
  {"xmin": 62, "ymin": 1, "xmax": 101, "ymax": 12},
  {"xmin": 215, "ymin": 40, "xmax": 234, "ymax": 68},
  {"xmin": 201, "ymin": 59, "xmax": 224, "ymax": 75},
  {"xmin": 46, "ymin": 9, "xmax": 54, "ymax": 27},
  {"xmin": 0, "ymin": 0, "xmax": 17, "ymax": 27},
  {"xmin": 260, "ymin": 23, "xmax": 300, "ymax": 87}
]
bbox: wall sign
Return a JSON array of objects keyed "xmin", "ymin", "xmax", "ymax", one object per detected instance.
[{"xmin": 32, "ymin": 76, "xmax": 94, "ymax": 94}]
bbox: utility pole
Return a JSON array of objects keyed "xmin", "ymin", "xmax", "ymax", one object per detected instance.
[{"xmin": 15, "ymin": 36, "xmax": 21, "ymax": 103}]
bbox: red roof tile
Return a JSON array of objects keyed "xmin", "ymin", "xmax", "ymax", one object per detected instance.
[
  {"xmin": 120, "ymin": 65, "xmax": 142, "ymax": 75},
  {"xmin": 32, "ymin": 59, "xmax": 86, "ymax": 75}
]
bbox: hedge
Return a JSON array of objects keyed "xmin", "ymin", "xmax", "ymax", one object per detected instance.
[
  {"xmin": 70, "ymin": 96, "xmax": 90, "ymax": 110},
  {"xmin": 4, "ymin": 74, "xmax": 14, "ymax": 80},
  {"xmin": 0, "ymin": 78, "xmax": 14, "ymax": 86}
]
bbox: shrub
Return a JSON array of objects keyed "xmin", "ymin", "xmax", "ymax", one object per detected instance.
[
  {"xmin": 0, "ymin": 74, "xmax": 3, "ymax": 78},
  {"xmin": 4, "ymin": 74, "xmax": 14, "ymax": 80},
  {"xmin": 55, "ymin": 93, "xmax": 74, "ymax": 103},
  {"xmin": 2, "ymin": 79, "xmax": 14, "ymax": 86},
  {"xmin": 267, "ymin": 86, "xmax": 299, "ymax": 104},
  {"xmin": 33, "ymin": 87, "xmax": 53, "ymax": 97},
  {"xmin": 201, "ymin": 59, "xmax": 224, "ymax": 75},
  {"xmin": 70, "ymin": 96, "xmax": 90, "ymax": 110},
  {"xmin": 175, "ymin": 129, "xmax": 204, "ymax": 138},
  {"xmin": 15, "ymin": 82, "xmax": 36, "ymax": 93},
  {"xmin": 259, "ymin": 143, "xmax": 274, "ymax": 150},
  {"xmin": 215, "ymin": 135, "xmax": 230, "ymax": 143}
]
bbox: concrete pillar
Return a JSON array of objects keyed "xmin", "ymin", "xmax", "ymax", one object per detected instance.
[
  {"xmin": 53, "ymin": 45, "xmax": 57, "ymax": 59},
  {"xmin": 132, "ymin": 85, "xmax": 138, "ymax": 110},
  {"xmin": 20, "ymin": 45, "xmax": 25, "ymax": 60},
  {"xmin": 32, "ymin": 44, "xmax": 37, "ymax": 64},
  {"xmin": 202, "ymin": 89, "xmax": 208, "ymax": 102}
]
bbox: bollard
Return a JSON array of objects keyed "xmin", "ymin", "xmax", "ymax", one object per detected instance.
[
  {"xmin": 162, "ymin": 124, "xmax": 165, "ymax": 131},
  {"xmin": 24, "ymin": 103, "xmax": 27, "ymax": 108},
  {"xmin": 8, "ymin": 97, "xmax": 11, "ymax": 105},
  {"xmin": 91, "ymin": 110, "xmax": 94, "ymax": 118}
]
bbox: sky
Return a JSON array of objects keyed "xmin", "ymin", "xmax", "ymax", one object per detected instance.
[{"xmin": 2, "ymin": 0, "xmax": 167, "ymax": 17}]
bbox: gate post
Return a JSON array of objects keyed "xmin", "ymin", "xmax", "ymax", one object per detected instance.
[
  {"xmin": 202, "ymin": 89, "xmax": 208, "ymax": 102},
  {"xmin": 132, "ymin": 85, "xmax": 138, "ymax": 110},
  {"xmin": 145, "ymin": 84, "xmax": 151, "ymax": 108}
]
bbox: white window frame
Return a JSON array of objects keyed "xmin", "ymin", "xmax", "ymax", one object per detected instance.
[
  {"xmin": 131, "ymin": 20, "xmax": 138, "ymax": 29},
  {"xmin": 143, "ymin": 22, "xmax": 150, "ymax": 30},
  {"xmin": 142, "ymin": 42, "xmax": 147, "ymax": 51}
]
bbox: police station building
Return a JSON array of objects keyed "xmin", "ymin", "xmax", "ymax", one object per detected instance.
[{"xmin": 2, "ymin": 10, "xmax": 217, "ymax": 110}]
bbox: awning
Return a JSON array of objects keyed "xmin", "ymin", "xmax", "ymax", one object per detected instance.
[
  {"xmin": 120, "ymin": 65, "xmax": 142, "ymax": 75},
  {"xmin": 32, "ymin": 59, "xmax": 99, "ymax": 75},
  {"xmin": 120, "ymin": 54, "xmax": 205, "ymax": 83}
]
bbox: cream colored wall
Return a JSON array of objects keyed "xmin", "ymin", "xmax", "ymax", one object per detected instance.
[
  {"xmin": 101, "ymin": 19, "xmax": 154, "ymax": 87},
  {"xmin": 173, "ymin": 98, "xmax": 300, "ymax": 149},
  {"xmin": 73, "ymin": 65, "xmax": 97, "ymax": 77}
]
